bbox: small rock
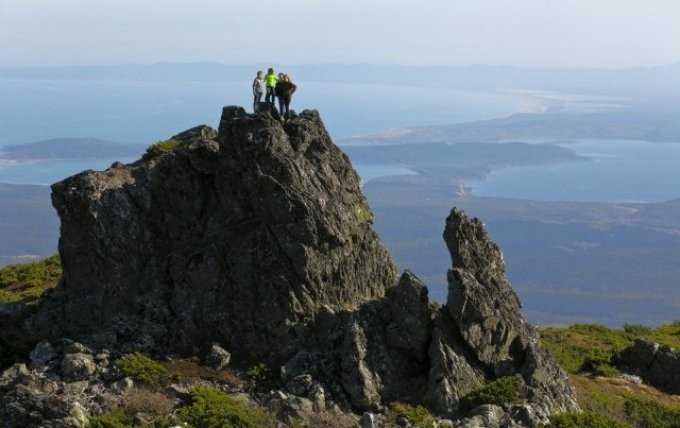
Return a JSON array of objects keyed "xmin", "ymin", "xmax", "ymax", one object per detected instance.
[
  {"xmin": 69, "ymin": 401, "xmax": 90, "ymax": 427},
  {"xmin": 204, "ymin": 343, "xmax": 231, "ymax": 370},
  {"xmin": 309, "ymin": 381, "xmax": 326, "ymax": 412},
  {"xmin": 619, "ymin": 373, "xmax": 643, "ymax": 384},
  {"xmin": 112, "ymin": 377, "xmax": 134, "ymax": 394},
  {"xmin": 30, "ymin": 341, "xmax": 58, "ymax": 367},
  {"xmin": 458, "ymin": 404, "xmax": 507, "ymax": 428},
  {"xmin": 0, "ymin": 363, "xmax": 29, "ymax": 388},
  {"xmin": 396, "ymin": 414, "xmax": 410, "ymax": 427},
  {"xmin": 61, "ymin": 353, "xmax": 97, "ymax": 380},
  {"xmin": 134, "ymin": 412, "xmax": 155, "ymax": 426},
  {"xmin": 435, "ymin": 419, "xmax": 454, "ymax": 428},
  {"xmin": 360, "ymin": 412, "xmax": 376, "ymax": 428},
  {"xmin": 287, "ymin": 374, "xmax": 313, "ymax": 396},
  {"xmin": 63, "ymin": 341, "xmax": 93, "ymax": 355},
  {"xmin": 282, "ymin": 396, "xmax": 314, "ymax": 419},
  {"xmin": 60, "ymin": 380, "xmax": 90, "ymax": 395},
  {"xmin": 270, "ymin": 389, "xmax": 288, "ymax": 400}
]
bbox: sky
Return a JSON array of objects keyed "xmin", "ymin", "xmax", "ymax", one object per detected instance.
[{"xmin": 1, "ymin": 0, "xmax": 680, "ymax": 69}]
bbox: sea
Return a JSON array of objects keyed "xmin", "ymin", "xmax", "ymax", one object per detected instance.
[
  {"xmin": 0, "ymin": 78, "xmax": 530, "ymax": 186},
  {"xmin": 466, "ymin": 138, "xmax": 680, "ymax": 203},
  {"xmin": 2, "ymin": 78, "xmax": 677, "ymax": 203}
]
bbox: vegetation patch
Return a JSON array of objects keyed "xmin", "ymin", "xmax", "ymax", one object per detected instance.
[
  {"xmin": 545, "ymin": 410, "xmax": 629, "ymax": 428},
  {"xmin": 246, "ymin": 362, "xmax": 273, "ymax": 382},
  {"xmin": 162, "ymin": 357, "xmax": 241, "ymax": 387},
  {"xmin": 0, "ymin": 254, "xmax": 61, "ymax": 304},
  {"xmin": 539, "ymin": 321, "xmax": 680, "ymax": 376},
  {"xmin": 460, "ymin": 376, "xmax": 520, "ymax": 409},
  {"xmin": 119, "ymin": 386, "xmax": 174, "ymax": 418},
  {"xmin": 291, "ymin": 410, "xmax": 359, "ymax": 428},
  {"xmin": 388, "ymin": 402, "xmax": 435, "ymax": 428},
  {"xmin": 624, "ymin": 396, "xmax": 680, "ymax": 428},
  {"xmin": 178, "ymin": 386, "xmax": 275, "ymax": 428},
  {"xmin": 145, "ymin": 139, "xmax": 181, "ymax": 158},
  {"xmin": 88, "ymin": 412, "xmax": 134, "ymax": 428},
  {"xmin": 115, "ymin": 352, "xmax": 167, "ymax": 385},
  {"xmin": 569, "ymin": 374, "xmax": 680, "ymax": 427}
]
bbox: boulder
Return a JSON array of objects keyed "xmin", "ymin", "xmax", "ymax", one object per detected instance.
[
  {"xmin": 287, "ymin": 374, "xmax": 314, "ymax": 396},
  {"xmin": 204, "ymin": 343, "xmax": 231, "ymax": 370},
  {"xmin": 61, "ymin": 353, "xmax": 97, "ymax": 381},
  {"xmin": 29, "ymin": 341, "xmax": 57, "ymax": 368},
  {"xmin": 617, "ymin": 339, "xmax": 680, "ymax": 394}
]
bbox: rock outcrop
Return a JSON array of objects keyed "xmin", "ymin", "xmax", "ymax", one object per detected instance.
[
  {"xmin": 12, "ymin": 106, "xmax": 578, "ymax": 426},
  {"xmin": 31, "ymin": 107, "xmax": 397, "ymax": 363},
  {"xmin": 616, "ymin": 339, "xmax": 680, "ymax": 394}
]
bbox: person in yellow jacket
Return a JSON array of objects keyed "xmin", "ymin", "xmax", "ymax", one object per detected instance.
[{"xmin": 264, "ymin": 68, "xmax": 278, "ymax": 105}]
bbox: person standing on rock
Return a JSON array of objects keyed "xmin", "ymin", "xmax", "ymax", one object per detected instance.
[
  {"xmin": 276, "ymin": 74, "xmax": 297, "ymax": 119},
  {"xmin": 252, "ymin": 71, "xmax": 266, "ymax": 112},
  {"xmin": 264, "ymin": 68, "xmax": 278, "ymax": 106}
]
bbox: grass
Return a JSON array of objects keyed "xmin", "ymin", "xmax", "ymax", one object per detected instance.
[
  {"xmin": 460, "ymin": 376, "xmax": 520, "ymax": 409},
  {"xmin": 114, "ymin": 352, "xmax": 167, "ymax": 385},
  {"xmin": 0, "ymin": 254, "xmax": 61, "ymax": 304},
  {"xmin": 162, "ymin": 357, "xmax": 242, "ymax": 387},
  {"xmin": 145, "ymin": 139, "xmax": 181, "ymax": 158},
  {"xmin": 178, "ymin": 386, "xmax": 275, "ymax": 428},
  {"xmin": 539, "ymin": 322, "xmax": 680, "ymax": 376},
  {"xmin": 388, "ymin": 402, "xmax": 435, "ymax": 428},
  {"xmin": 546, "ymin": 410, "xmax": 629, "ymax": 428},
  {"xmin": 540, "ymin": 322, "xmax": 680, "ymax": 427},
  {"xmin": 566, "ymin": 374, "xmax": 680, "ymax": 427}
]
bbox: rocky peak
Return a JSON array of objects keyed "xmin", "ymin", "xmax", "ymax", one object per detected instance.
[
  {"xmin": 15, "ymin": 107, "xmax": 578, "ymax": 426},
  {"xmin": 31, "ymin": 106, "xmax": 397, "ymax": 362}
]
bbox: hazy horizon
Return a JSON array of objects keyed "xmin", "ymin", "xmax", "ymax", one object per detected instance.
[
  {"xmin": 2, "ymin": 60, "xmax": 680, "ymax": 72},
  {"xmin": 2, "ymin": 0, "xmax": 680, "ymax": 69}
]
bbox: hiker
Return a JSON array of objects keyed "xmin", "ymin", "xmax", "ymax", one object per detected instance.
[
  {"xmin": 275, "ymin": 74, "xmax": 297, "ymax": 118},
  {"xmin": 252, "ymin": 70, "xmax": 265, "ymax": 112},
  {"xmin": 264, "ymin": 68, "xmax": 278, "ymax": 105}
]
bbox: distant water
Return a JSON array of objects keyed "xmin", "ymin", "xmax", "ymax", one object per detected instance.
[
  {"xmin": 0, "ymin": 158, "xmax": 139, "ymax": 185},
  {"xmin": 0, "ymin": 157, "xmax": 415, "ymax": 187},
  {"xmin": 466, "ymin": 139, "xmax": 680, "ymax": 202},
  {"xmin": 0, "ymin": 79, "xmax": 611, "ymax": 146}
]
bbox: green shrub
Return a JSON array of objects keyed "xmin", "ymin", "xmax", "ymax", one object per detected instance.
[
  {"xmin": 546, "ymin": 410, "xmax": 628, "ymax": 428},
  {"xmin": 0, "ymin": 254, "xmax": 61, "ymax": 304},
  {"xmin": 623, "ymin": 323, "xmax": 652, "ymax": 336},
  {"xmin": 580, "ymin": 359, "xmax": 619, "ymax": 377},
  {"xmin": 461, "ymin": 376, "xmax": 520, "ymax": 408},
  {"xmin": 115, "ymin": 352, "xmax": 166, "ymax": 384},
  {"xmin": 178, "ymin": 386, "xmax": 275, "ymax": 428},
  {"xmin": 389, "ymin": 402, "xmax": 435, "ymax": 428},
  {"xmin": 88, "ymin": 412, "xmax": 132, "ymax": 428},
  {"xmin": 145, "ymin": 139, "xmax": 181, "ymax": 157},
  {"xmin": 624, "ymin": 397, "xmax": 680, "ymax": 428},
  {"xmin": 246, "ymin": 362, "xmax": 272, "ymax": 382},
  {"xmin": 88, "ymin": 412, "xmax": 172, "ymax": 428}
]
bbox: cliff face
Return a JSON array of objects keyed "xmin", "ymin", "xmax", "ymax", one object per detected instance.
[{"xmin": 24, "ymin": 106, "xmax": 577, "ymax": 425}]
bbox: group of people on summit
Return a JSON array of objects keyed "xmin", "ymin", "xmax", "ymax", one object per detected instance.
[{"xmin": 252, "ymin": 68, "xmax": 297, "ymax": 117}]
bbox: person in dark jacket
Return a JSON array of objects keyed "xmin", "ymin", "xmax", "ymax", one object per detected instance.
[{"xmin": 274, "ymin": 74, "xmax": 297, "ymax": 118}]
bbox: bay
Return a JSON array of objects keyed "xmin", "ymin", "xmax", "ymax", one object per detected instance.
[{"xmin": 466, "ymin": 139, "xmax": 680, "ymax": 202}]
